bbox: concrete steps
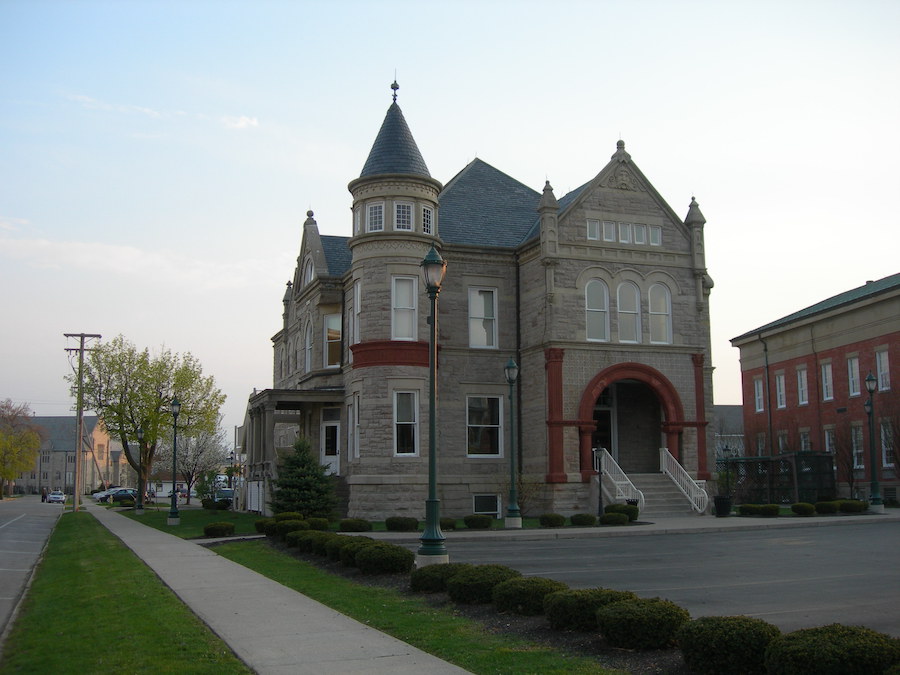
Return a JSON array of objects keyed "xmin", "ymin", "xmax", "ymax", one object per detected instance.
[{"xmin": 629, "ymin": 472, "xmax": 700, "ymax": 517}]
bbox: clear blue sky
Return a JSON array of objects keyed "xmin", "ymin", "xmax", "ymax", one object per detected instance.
[{"xmin": 2, "ymin": 0, "xmax": 899, "ymax": 437}]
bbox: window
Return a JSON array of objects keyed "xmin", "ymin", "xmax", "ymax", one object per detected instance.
[
  {"xmin": 394, "ymin": 202, "xmax": 413, "ymax": 230},
  {"xmin": 800, "ymin": 430, "xmax": 811, "ymax": 452},
  {"xmin": 633, "ymin": 223, "xmax": 647, "ymax": 244},
  {"xmin": 321, "ymin": 408, "xmax": 340, "ymax": 475},
  {"xmin": 797, "ymin": 367, "xmax": 809, "ymax": 406},
  {"xmin": 754, "ymin": 378, "xmax": 765, "ymax": 413},
  {"xmin": 303, "ymin": 260, "xmax": 315, "ymax": 286},
  {"xmin": 821, "ymin": 362, "xmax": 833, "ymax": 401},
  {"xmin": 648, "ymin": 283, "xmax": 672, "ymax": 344},
  {"xmin": 394, "ymin": 391, "xmax": 418, "ymax": 455},
  {"xmin": 354, "ymin": 207, "xmax": 361, "ymax": 234},
  {"xmin": 353, "ymin": 281, "xmax": 361, "ymax": 345},
  {"xmin": 618, "ymin": 221, "xmax": 632, "ymax": 243},
  {"xmin": 366, "ymin": 203, "xmax": 384, "ymax": 232},
  {"xmin": 473, "ymin": 494, "xmax": 500, "ymax": 517},
  {"xmin": 848, "ymin": 356, "xmax": 860, "ymax": 397},
  {"xmin": 778, "ymin": 432, "xmax": 788, "ymax": 453},
  {"xmin": 585, "ymin": 280, "xmax": 609, "ymax": 342},
  {"xmin": 602, "ymin": 221, "xmax": 616, "ymax": 241},
  {"xmin": 876, "ymin": 349, "xmax": 890, "ymax": 390},
  {"xmin": 304, "ymin": 322, "xmax": 312, "ymax": 372},
  {"xmin": 587, "ymin": 219, "xmax": 601, "ymax": 240},
  {"xmin": 324, "ymin": 314, "xmax": 341, "ymax": 367},
  {"xmin": 617, "ymin": 282, "xmax": 641, "ymax": 343},
  {"xmin": 467, "ymin": 396, "xmax": 501, "ymax": 456},
  {"xmin": 851, "ymin": 425, "xmax": 864, "ymax": 468},
  {"xmin": 468, "ymin": 288, "xmax": 497, "ymax": 348},
  {"xmin": 422, "ymin": 206, "xmax": 433, "ymax": 235},
  {"xmin": 775, "ymin": 373, "xmax": 786, "ymax": 409},
  {"xmin": 756, "ymin": 433, "xmax": 766, "ymax": 454},
  {"xmin": 882, "ymin": 421, "xmax": 895, "ymax": 467},
  {"xmin": 392, "ymin": 277, "xmax": 417, "ymax": 340},
  {"xmin": 649, "ymin": 225, "xmax": 662, "ymax": 246},
  {"xmin": 824, "ymin": 428, "xmax": 836, "ymax": 454}
]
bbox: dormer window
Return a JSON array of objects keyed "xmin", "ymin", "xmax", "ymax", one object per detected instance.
[
  {"xmin": 366, "ymin": 203, "xmax": 384, "ymax": 232},
  {"xmin": 394, "ymin": 202, "xmax": 413, "ymax": 230}
]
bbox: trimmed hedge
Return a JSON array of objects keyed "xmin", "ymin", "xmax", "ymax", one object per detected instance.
[
  {"xmin": 815, "ymin": 501, "xmax": 838, "ymax": 514},
  {"xmin": 410, "ymin": 562, "xmax": 475, "ymax": 593},
  {"xmin": 354, "ymin": 542, "xmax": 414, "ymax": 575},
  {"xmin": 790, "ymin": 502, "xmax": 815, "ymax": 517},
  {"xmin": 339, "ymin": 518, "xmax": 372, "ymax": 532},
  {"xmin": 439, "ymin": 517, "xmax": 457, "ymax": 531},
  {"xmin": 463, "ymin": 514, "xmax": 493, "ymax": 529},
  {"xmin": 274, "ymin": 511, "xmax": 305, "ymax": 522},
  {"xmin": 595, "ymin": 597, "xmax": 690, "ymax": 650},
  {"xmin": 275, "ymin": 519, "xmax": 309, "ymax": 540},
  {"xmin": 446, "ymin": 564, "xmax": 522, "ymax": 604},
  {"xmin": 677, "ymin": 615, "xmax": 781, "ymax": 675},
  {"xmin": 254, "ymin": 517, "xmax": 274, "ymax": 533},
  {"xmin": 570, "ymin": 513, "xmax": 597, "ymax": 527},
  {"xmin": 838, "ymin": 499, "xmax": 868, "ymax": 514},
  {"xmin": 203, "ymin": 521, "xmax": 235, "ymax": 537},
  {"xmin": 263, "ymin": 520, "xmax": 279, "ymax": 537},
  {"xmin": 544, "ymin": 588, "xmax": 638, "ymax": 631},
  {"xmin": 306, "ymin": 517, "xmax": 330, "ymax": 531},
  {"xmin": 738, "ymin": 503, "xmax": 781, "ymax": 517},
  {"xmin": 600, "ymin": 512, "xmax": 629, "ymax": 526},
  {"xmin": 764, "ymin": 624, "xmax": 900, "ymax": 675},
  {"xmin": 284, "ymin": 529, "xmax": 309, "ymax": 548},
  {"xmin": 338, "ymin": 536, "xmax": 376, "ymax": 567},
  {"xmin": 492, "ymin": 576, "xmax": 568, "ymax": 615},
  {"xmin": 539, "ymin": 513, "xmax": 566, "ymax": 528},
  {"xmin": 604, "ymin": 503, "xmax": 639, "ymax": 521},
  {"xmin": 385, "ymin": 516, "xmax": 419, "ymax": 532}
]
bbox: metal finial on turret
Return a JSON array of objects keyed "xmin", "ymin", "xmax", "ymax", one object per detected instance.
[{"xmin": 391, "ymin": 80, "xmax": 399, "ymax": 103}]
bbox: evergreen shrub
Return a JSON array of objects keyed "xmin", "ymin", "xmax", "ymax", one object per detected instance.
[
  {"xmin": 544, "ymin": 588, "xmax": 638, "ymax": 631},
  {"xmin": 385, "ymin": 516, "xmax": 418, "ymax": 532},
  {"xmin": 595, "ymin": 597, "xmax": 690, "ymax": 649},
  {"xmin": 604, "ymin": 503, "xmax": 639, "ymax": 521},
  {"xmin": 274, "ymin": 511, "xmax": 305, "ymax": 522},
  {"xmin": 759, "ymin": 504, "xmax": 780, "ymax": 517},
  {"xmin": 463, "ymin": 514, "xmax": 492, "ymax": 529},
  {"xmin": 446, "ymin": 564, "xmax": 522, "ymax": 604},
  {"xmin": 284, "ymin": 529, "xmax": 309, "ymax": 548},
  {"xmin": 306, "ymin": 517, "xmax": 330, "ymax": 531},
  {"xmin": 203, "ymin": 521, "xmax": 235, "ymax": 537},
  {"xmin": 339, "ymin": 518, "xmax": 372, "ymax": 532},
  {"xmin": 539, "ymin": 513, "xmax": 566, "ymax": 528},
  {"xmin": 325, "ymin": 535, "xmax": 352, "ymax": 562},
  {"xmin": 739, "ymin": 504, "xmax": 761, "ymax": 516},
  {"xmin": 600, "ymin": 512, "xmax": 629, "ymax": 526},
  {"xmin": 440, "ymin": 517, "xmax": 457, "ymax": 531},
  {"xmin": 492, "ymin": 576, "xmax": 568, "ymax": 615},
  {"xmin": 676, "ymin": 615, "xmax": 781, "ymax": 675},
  {"xmin": 410, "ymin": 563, "xmax": 474, "ymax": 593},
  {"xmin": 764, "ymin": 624, "xmax": 900, "ymax": 675},
  {"xmin": 263, "ymin": 520, "xmax": 279, "ymax": 537},
  {"xmin": 791, "ymin": 502, "xmax": 815, "ymax": 516},
  {"xmin": 291, "ymin": 531, "xmax": 321, "ymax": 553},
  {"xmin": 307, "ymin": 531, "xmax": 338, "ymax": 556},
  {"xmin": 275, "ymin": 519, "xmax": 309, "ymax": 540},
  {"xmin": 355, "ymin": 542, "xmax": 414, "ymax": 575},
  {"xmin": 269, "ymin": 437, "xmax": 337, "ymax": 517},
  {"xmin": 838, "ymin": 499, "xmax": 868, "ymax": 513},
  {"xmin": 254, "ymin": 517, "xmax": 274, "ymax": 533},
  {"xmin": 338, "ymin": 536, "xmax": 376, "ymax": 567},
  {"xmin": 570, "ymin": 513, "xmax": 597, "ymax": 526},
  {"xmin": 815, "ymin": 501, "xmax": 839, "ymax": 514}
]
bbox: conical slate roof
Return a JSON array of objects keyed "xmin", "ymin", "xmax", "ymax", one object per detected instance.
[{"xmin": 360, "ymin": 101, "xmax": 431, "ymax": 178}]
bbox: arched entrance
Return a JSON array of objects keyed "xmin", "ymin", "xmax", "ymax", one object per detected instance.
[{"xmin": 577, "ymin": 363, "xmax": 685, "ymax": 480}]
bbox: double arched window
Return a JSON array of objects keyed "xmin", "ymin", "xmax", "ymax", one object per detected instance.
[{"xmin": 617, "ymin": 282, "xmax": 641, "ymax": 343}]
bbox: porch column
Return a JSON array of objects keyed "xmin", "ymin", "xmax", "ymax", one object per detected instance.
[
  {"xmin": 692, "ymin": 353, "xmax": 710, "ymax": 479},
  {"xmin": 545, "ymin": 348, "xmax": 567, "ymax": 483}
]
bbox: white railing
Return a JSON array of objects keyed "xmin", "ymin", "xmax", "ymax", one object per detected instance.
[
  {"xmin": 659, "ymin": 448, "xmax": 708, "ymax": 514},
  {"xmin": 593, "ymin": 448, "xmax": 645, "ymax": 513}
]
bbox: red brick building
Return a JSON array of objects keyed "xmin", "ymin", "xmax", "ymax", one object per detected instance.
[{"xmin": 731, "ymin": 273, "xmax": 900, "ymax": 504}]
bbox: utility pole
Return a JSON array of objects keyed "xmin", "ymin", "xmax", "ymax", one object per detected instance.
[{"xmin": 65, "ymin": 333, "xmax": 101, "ymax": 512}]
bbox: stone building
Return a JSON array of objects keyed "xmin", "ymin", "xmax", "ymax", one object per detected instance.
[{"xmin": 242, "ymin": 84, "xmax": 716, "ymax": 519}]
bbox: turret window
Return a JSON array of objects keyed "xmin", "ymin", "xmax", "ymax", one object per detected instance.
[
  {"xmin": 395, "ymin": 202, "xmax": 413, "ymax": 230},
  {"xmin": 366, "ymin": 203, "xmax": 384, "ymax": 232},
  {"xmin": 392, "ymin": 277, "xmax": 417, "ymax": 340},
  {"xmin": 422, "ymin": 207, "xmax": 433, "ymax": 235}
]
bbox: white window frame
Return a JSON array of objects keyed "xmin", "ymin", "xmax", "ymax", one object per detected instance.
[
  {"xmin": 466, "ymin": 395, "xmax": 502, "ymax": 457},
  {"xmin": 881, "ymin": 420, "xmax": 894, "ymax": 467},
  {"xmin": 304, "ymin": 321, "xmax": 312, "ymax": 373},
  {"xmin": 468, "ymin": 287, "xmax": 498, "ymax": 349},
  {"xmin": 848, "ymin": 356, "xmax": 861, "ymax": 397},
  {"xmin": 876, "ymin": 349, "xmax": 890, "ymax": 391},
  {"xmin": 587, "ymin": 218, "xmax": 601, "ymax": 240},
  {"xmin": 648, "ymin": 283, "xmax": 672, "ymax": 345},
  {"xmin": 797, "ymin": 366, "xmax": 809, "ymax": 406},
  {"xmin": 775, "ymin": 373, "xmax": 786, "ymax": 409},
  {"xmin": 585, "ymin": 280, "xmax": 609, "ymax": 342},
  {"xmin": 800, "ymin": 430, "xmax": 811, "ymax": 452},
  {"xmin": 324, "ymin": 313, "xmax": 341, "ymax": 368},
  {"xmin": 472, "ymin": 494, "xmax": 500, "ymax": 517},
  {"xmin": 754, "ymin": 378, "xmax": 765, "ymax": 413},
  {"xmin": 633, "ymin": 223, "xmax": 647, "ymax": 244},
  {"xmin": 618, "ymin": 221, "xmax": 632, "ymax": 243},
  {"xmin": 602, "ymin": 220, "xmax": 616, "ymax": 242},
  {"xmin": 649, "ymin": 225, "xmax": 662, "ymax": 246},
  {"xmin": 422, "ymin": 206, "xmax": 433, "ymax": 235},
  {"xmin": 366, "ymin": 202, "xmax": 384, "ymax": 232},
  {"xmin": 393, "ymin": 391, "xmax": 419, "ymax": 456},
  {"xmin": 394, "ymin": 202, "xmax": 413, "ymax": 231},
  {"xmin": 824, "ymin": 427, "xmax": 836, "ymax": 454},
  {"xmin": 353, "ymin": 281, "xmax": 361, "ymax": 345},
  {"xmin": 851, "ymin": 425, "xmax": 864, "ymax": 468},
  {"xmin": 392, "ymin": 276, "xmax": 417, "ymax": 341},
  {"xmin": 821, "ymin": 362, "xmax": 833, "ymax": 401},
  {"xmin": 354, "ymin": 207, "xmax": 361, "ymax": 234},
  {"xmin": 616, "ymin": 282, "xmax": 641, "ymax": 344}
]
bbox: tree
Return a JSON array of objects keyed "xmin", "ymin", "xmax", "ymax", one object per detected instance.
[
  {"xmin": 0, "ymin": 400, "xmax": 43, "ymax": 498},
  {"xmin": 269, "ymin": 437, "xmax": 336, "ymax": 517},
  {"xmin": 155, "ymin": 421, "xmax": 228, "ymax": 504},
  {"xmin": 68, "ymin": 335, "xmax": 225, "ymax": 505}
]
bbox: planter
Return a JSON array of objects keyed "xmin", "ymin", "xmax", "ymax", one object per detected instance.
[{"xmin": 713, "ymin": 495, "xmax": 733, "ymax": 517}]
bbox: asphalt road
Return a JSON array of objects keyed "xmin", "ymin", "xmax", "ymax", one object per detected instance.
[
  {"xmin": 446, "ymin": 520, "xmax": 900, "ymax": 637},
  {"xmin": 0, "ymin": 495, "xmax": 62, "ymax": 647}
]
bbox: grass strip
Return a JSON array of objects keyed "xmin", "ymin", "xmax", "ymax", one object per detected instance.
[
  {"xmin": 0, "ymin": 512, "xmax": 250, "ymax": 675},
  {"xmin": 215, "ymin": 540, "xmax": 621, "ymax": 675},
  {"xmin": 119, "ymin": 506, "xmax": 263, "ymax": 538}
]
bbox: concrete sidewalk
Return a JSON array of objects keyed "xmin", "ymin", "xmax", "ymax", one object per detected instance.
[{"xmin": 86, "ymin": 502, "xmax": 469, "ymax": 675}]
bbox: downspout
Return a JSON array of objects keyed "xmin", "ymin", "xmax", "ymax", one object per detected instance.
[{"xmin": 760, "ymin": 334, "xmax": 774, "ymax": 457}]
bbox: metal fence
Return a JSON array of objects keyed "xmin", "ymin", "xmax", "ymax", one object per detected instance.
[{"xmin": 717, "ymin": 452, "xmax": 836, "ymax": 505}]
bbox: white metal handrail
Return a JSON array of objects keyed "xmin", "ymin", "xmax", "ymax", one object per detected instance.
[
  {"xmin": 594, "ymin": 448, "xmax": 645, "ymax": 513},
  {"xmin": 659, "ymin": 447, "xmax": 708, "ymax": 514}
]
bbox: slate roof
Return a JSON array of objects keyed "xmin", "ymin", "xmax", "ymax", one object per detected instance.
[
  {"xmin": 359, "ymin": 102, "xmax": 431, "ymax": 178},
  {"xmin": 32, "ymin": 416, "xmax": 99, "ymax": 453},
  {"xmin": 732, "ymin": 272, "xmax": 900, "ymax": 342},
  {"xmin": 321, "ymin": 235, "xmax": 352, "ymax": 276},
  {"xmin": 438, "ymin": 159, "xmax": 542, "ymax": 248}
]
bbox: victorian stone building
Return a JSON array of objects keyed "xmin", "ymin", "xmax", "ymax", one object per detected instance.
[{"xmin": 242, "ymin": 85, "xmax": 716, "ymax": 519}]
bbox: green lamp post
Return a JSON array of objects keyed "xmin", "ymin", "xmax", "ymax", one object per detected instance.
[
  {"xmin": 167, "ymin": 396, "xmax": 181, "ymax": 525},
  {"xmin": 864, "ymin": 372, "xmax": 883, "ymax": 513},
  {"xmin": 504, "ymin": 358, "xmax": 521, "ymax": 528}
]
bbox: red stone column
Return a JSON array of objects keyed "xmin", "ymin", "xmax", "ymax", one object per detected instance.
[{"xmin": 545, "ymin": 348, "xmax": 567, "ymax": 483}]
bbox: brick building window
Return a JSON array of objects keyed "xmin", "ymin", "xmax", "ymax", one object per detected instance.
[
  {"xmin": 754, "ymin": 378, "xmax": 765, "ymax": 413},
  {"xmin": 821, "ymin": 362, "xmax": 833, "ymax": 401},
  {"xmin": 847, "ymin": 356, "xmax": 861, "ymax": 397},
  {"xmin": 882, "ymin": 421, "xmax": 895, "ymax": 467},
  {"xmin": 775, "ymin": 373, "xmax": 786, "ymax": 409},
  {"xmin": 797, "ymin": 367, "xmax": 809, "ymax": 405},
  {"xmin": 876, "ymin": 349, "xmax": 890, "ymax": 390},
  {"xmin": 851, "ymin": 425, "xmax": 864, "ymax": 468}
]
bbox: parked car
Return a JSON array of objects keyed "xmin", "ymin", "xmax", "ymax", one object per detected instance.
[
  {"xmin": 214, "ymin": 488, "xmax": 234, "ymax": 504},
  {"xmin": 47, "ymin": 490, "xmax": 66, "ymax": 504},
  {"xmin": 99, "ymin": 488, "xmax": 137, "ymax": 503}
]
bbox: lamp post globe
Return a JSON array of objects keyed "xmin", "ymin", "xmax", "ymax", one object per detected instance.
[
  {"xmin": 168, "ymin": 396, "xmax": 181, "ymax": 525},
  {"xmin": 504, "ymin": 358, "xmax": 521, "ymax": 528},
  {"xmin": 864, "ymin": 372, "xmax": 883, "ymax": 513},
  {"xmin": 417, "ymin": 246, "xmax": 449, "ymax": 566}
]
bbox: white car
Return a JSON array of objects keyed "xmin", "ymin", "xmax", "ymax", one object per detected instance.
[{"xmin": 47, "ymin": 490, "xmax": 66, "ymax": 504}]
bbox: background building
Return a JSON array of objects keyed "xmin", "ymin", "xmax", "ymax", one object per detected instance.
[
  {"xmin": 242, "ymin": 85, "xmax": 717, "ymax": 519},
  {"xmin": 731, "ymin": 273, "xmax": 899, "ymax": 502}
]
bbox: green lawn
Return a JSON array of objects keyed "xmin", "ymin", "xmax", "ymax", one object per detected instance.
[{"xmin": 118, "ymin": 505, "xmax": 263, "ymax": 538}]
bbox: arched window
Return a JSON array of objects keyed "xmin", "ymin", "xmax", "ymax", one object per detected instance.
[
  {"xmin": 303, "ymin": 259, "xmax": 315, "ymax": 286},
  {"xmin": 585, "ymin": 280, "xmax": 609, "ymax": 342},
  {"xmin": 304, "ymin": 321, "xmax": 313, "ymax": 373},
  {"xmin": 649, "ymin": 283, "xmax": 672, "ymax": 344},
  {"xmin": 617, "ymin": 282, "xmax": 641, "ymax": 343}
]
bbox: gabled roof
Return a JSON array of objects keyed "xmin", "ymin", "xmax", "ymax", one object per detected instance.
[
  {"xmin": 438, "ymin": 158, "xmax": 542, "ymax": 248},
  {"xmin": 359, "ymin": 101, "xmax": 431, "ymax": 178},
  {"xmin": 32, "ymin": 416, "xmax": 99, "ymax": 453},
  {"xmin": 321, "ymin": 235, "xmax": 352, "ymax": 276},
  {"xmin": 732, "ymin": 272, "xmax": 900, "ymax": 342}
]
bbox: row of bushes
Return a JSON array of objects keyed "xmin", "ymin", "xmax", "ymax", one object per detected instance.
[
  {"xmin": 738, "ymin": 500, "xmax": 870, "ymax": 517},
  {"xmin": 408, "ymin": 561, "xmax": 900, "ymax": 673}
]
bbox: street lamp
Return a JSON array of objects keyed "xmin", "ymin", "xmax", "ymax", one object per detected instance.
[
  {"xmin": 417, "ymin": 245, "xmax": 448, "ymax": 566},
  {"xmin": 228, "ymin": 451, "xmax": 235, "ymax": 488},
  {"xmin": 168, "ymin": 396, "xmax": 181, "ymax": 525},
  {"xmin": 135, "ymin": 427, "xmax": 144, "ymax": 515},
  {"xmin": 504, "ymin": 358, "xmax": 521, "ymax": 528},
  {"xmin": 864, "ymin": 372, "xmax": 883, "ymax": 513}
]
